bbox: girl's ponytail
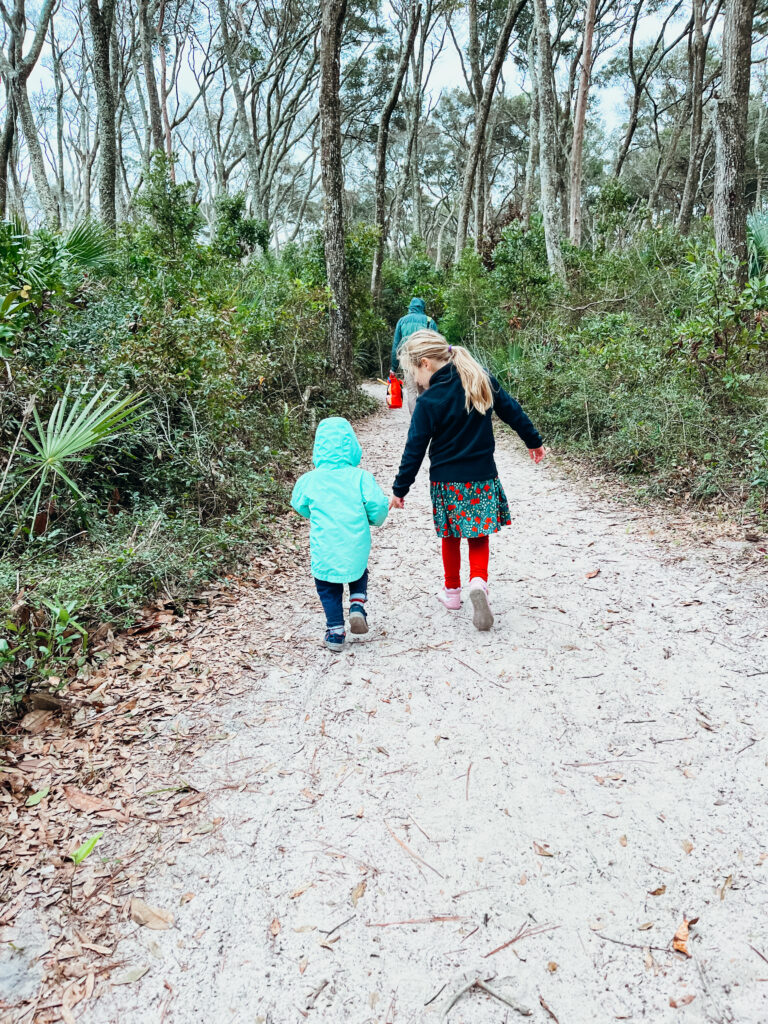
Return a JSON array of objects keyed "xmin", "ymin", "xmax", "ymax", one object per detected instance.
[
  {"xmin": 399, "ymin": 329, "xmax": 494, "ymax": 414},
  {"xmin": 449, "ymin": 344, "xmax": 493, "ymax": 414}
]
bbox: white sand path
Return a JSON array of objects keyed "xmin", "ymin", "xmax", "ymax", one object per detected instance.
[{"xmin": 83, "ymin": 387, "xmax": 768, "ymax": 1024}]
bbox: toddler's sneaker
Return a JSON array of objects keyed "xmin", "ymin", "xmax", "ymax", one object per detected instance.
[
  {"xmin": 469, "ymin": 578, "xmax": 493, "ymax": 631},
  {"xmin": 438, "ymin": 587, "xmax": 462, "ymax": 611},
  {"xmin": 349, "ymin": 602, "xmax": 368, "ymax": 634},
  {"xmin": 324, "ymin": 629, "xmax": 347, "ymax": 651}
]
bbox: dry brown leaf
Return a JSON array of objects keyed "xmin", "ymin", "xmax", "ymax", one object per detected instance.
[
  {"xmin": 270, "ymin": 917, "xmax": 281, "ymax": 937},
  {"xmin": 351, "ymin": 880, "xmax": 367, "ymax": 907},
  {"xmin": 290, "ymin": 885, "xmax": 310, "ymax": 899},
  {"xmin": 172, "ymin": 652, "xmax": 191, "ymax": 671},
  {"xmin": 547, "ymin": 961, "xmax": 558, "ymax": 972},
  {"xmin": 649, "ymin": 885, "xmax": 667, "ymax": 896},
  {"xmin": 20, "ymin": 710, "xmax": 54, "ymax": 734},
  {"xmin": 180, "ymin": 892, "xmax": 195, "ymax": 904},
  {"xmin": 356, "ymin": 807, "xmax": 364, "ymax": 818},
  {"xmin": 519, "ymin": 873, "xmax": 527, "ymax": 885},
  {"xmin": 670, "ymin": 995, "xmax": 696, "ymax": 1008},
  {"xmin": 719, "ymin": 874, "xmax": 732, "ymax": 901},
  {"xmin": 585, "ymin": 569, "xmax": 601, "ymax": 579},
  {"xmin": 130, "ymin": 897, "xmax": 174, "ymax": 930},
  {"xmin": 533, "ymin": 841, "xmax": 553, "ymax": 857},
  {"xmin": 638, "ymin": 922, "xmax": 654, "ymax": 931},
  {"xmin": 644, "ymin": 948, "xmax": 654, "ymax": 970},
  {"xmin": 619, "ymin": 835, "xmax": 627, "ymax": 847},
  {"xmin": 672, "ymin": 918, "xmax": 691, "ymax": 957},
  {"xmin": 299, "ymin": 958, "xmax": 308, "ymax": 975},
  {"xmin": 682, "ymin": 840, "xmax": 694, "ymax": 855}
]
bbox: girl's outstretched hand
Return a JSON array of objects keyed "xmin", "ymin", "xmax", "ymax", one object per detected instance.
[
  {"xmin": 390, "ymin": 495, "xmax": 405, "ymax": 510},
  {"xmin": 529, "ymin": 446, "xmax": 547, "ymax": 464}
]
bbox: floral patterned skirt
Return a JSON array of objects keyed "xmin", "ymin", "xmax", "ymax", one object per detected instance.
[{"xmin": 430, "ymin": 478, "xmax": 511, "ymax": 538}]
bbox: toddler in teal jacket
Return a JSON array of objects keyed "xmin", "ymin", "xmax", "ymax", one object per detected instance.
[{"xmin": 291, "ymin": 417, "xmax": 388, "ymax": 650}]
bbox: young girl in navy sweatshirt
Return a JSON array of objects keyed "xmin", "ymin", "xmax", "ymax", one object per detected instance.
[{"xmin": 390, "ymin": 329, "xmax": 546, "ymax": 631}]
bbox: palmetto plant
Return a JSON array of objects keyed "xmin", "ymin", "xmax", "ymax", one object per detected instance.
[
  {"xmin": 1, "ymin": 385, "xmax": 146, "ymax": 537},
  {"xmin": 747, "ymin": 213, "xmax": 768, "ymax": 280}
]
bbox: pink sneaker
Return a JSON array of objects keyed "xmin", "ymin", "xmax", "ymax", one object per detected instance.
[
  {"xmin": 469, "ymin": 578, "xmax": 493, "ymax": 631},
  {"xmin": 438, "ymin": 586, "xmax": 462, "ymax": 610}
]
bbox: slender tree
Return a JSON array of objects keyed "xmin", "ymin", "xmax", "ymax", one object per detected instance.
[
  {"xmin": 371, "ymin": 3, "xmax": 421, "ymax": 300},
  {"xmin": 533, "ymin": 0, "xmax": 566, "ymax": 281},
  {"xmin": 568, "ymin": 0, "xmax": 596, "ymax": 246},
  {"xmin": 320, "ymin": 0, "xmax": 353, "ymax": 381},
  {"xmin": 453, "ymin": 0, "xmax": 527, "ymax": 260},
  {"xmin": 713, "ymin": 0, "xmax": 755, "ymax": 281},
  {"xmin": 86, "ymin": 0, "xmax": 118, "ymax": 228}
]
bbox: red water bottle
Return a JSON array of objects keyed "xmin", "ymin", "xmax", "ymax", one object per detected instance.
[{"xmin": 387, "ymin": 372, "xmax": 403, "ymax": 409}]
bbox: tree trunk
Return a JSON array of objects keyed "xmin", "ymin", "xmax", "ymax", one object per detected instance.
[
  {"xmin": 454, "ymin": 0, "xmax": 527, "ymax": 261},
  {"xmin": 138, "ymin": 0, "xmax": 164, "ymax": 153},
  {"xmin": 568, "ymin": 0, "xmax": 596, "ymax": 246},
  {"xmin": 0, "ymin": 97, "xmax": 15, "ymax": 219},
  {"xmin": 533, "ymin": 0, "xmax": 566, "ymax": 282},
  {"xmin": 521, "ymin": 28, "xmax": 539, "ymax": 231},
  {"xmin": 676, "ymin": 0, "xmax": 708, "ymax": 233},
  {"xmin": 320, "ymin": 0, "xmax": 353, "ymax": 382},
  {"xmin": 371, "ymin": 4, "xmax": 421, "ymax": 300},
  {"xmin": 713, "ymin": 0, "xmax": 756, "ymax": 281},
  {"xmin": 86, "ymin": 0, "xmax": 118, "ymax": 229}
]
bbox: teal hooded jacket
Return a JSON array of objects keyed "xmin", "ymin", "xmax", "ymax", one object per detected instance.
[
  {"xmin": 391, "ymin": 297, "xmax": 438, "ymax": 372},
  {"xmin": 290, "ymin": 418, "xmax": 389, "ymax": 583}
]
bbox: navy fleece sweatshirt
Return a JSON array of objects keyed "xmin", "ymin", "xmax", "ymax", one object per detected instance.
[{"xmin": 392, "ymin": 363, "xmax": 543, "ymax": 497}]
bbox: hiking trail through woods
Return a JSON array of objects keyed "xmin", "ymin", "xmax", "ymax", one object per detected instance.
[{"xmin": 5, "ymin": 385, "xmax": 768, "ymax": 1023}]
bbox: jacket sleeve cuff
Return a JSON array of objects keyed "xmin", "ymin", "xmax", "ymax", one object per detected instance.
[{"xmin": 392, "ymin": 484, "xmax": 409, "ymax": 498}]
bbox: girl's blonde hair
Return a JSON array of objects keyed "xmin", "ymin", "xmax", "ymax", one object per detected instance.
[{"xmin": 398, "ymin": 329, "xmax": 493, "ymax": 414}]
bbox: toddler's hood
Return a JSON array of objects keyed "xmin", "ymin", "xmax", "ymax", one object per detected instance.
[{"xmin": 312, "ymin": 417, "xmax": 362, "ymax": 469}]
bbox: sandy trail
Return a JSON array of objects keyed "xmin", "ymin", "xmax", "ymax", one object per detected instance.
[{"xmin": 83, "ymin": 388, "xmax": 768, "ymax": 1024}]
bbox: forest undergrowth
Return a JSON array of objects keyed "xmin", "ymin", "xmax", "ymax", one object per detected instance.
[{"xmin": 1, "ymin": 164, "xmax": 767, "ymax": 713}]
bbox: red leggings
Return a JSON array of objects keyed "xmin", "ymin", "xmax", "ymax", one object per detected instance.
[{"xmin": 442, "ymin": 536, "xmax": 489, "ymax": 588}]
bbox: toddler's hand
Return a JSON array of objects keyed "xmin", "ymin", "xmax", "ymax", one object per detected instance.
[
  {"xmin": 389, "ymin": 495, "xmax": 404, "ymax": 510},
  {"xmin": 529, "ymin": 446, "xmax": 547, "ymax": 464}
]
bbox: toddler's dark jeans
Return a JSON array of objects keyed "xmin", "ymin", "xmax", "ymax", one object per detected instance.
[{"xmin": 314, "ymin": 570, "xmax": 368, "ymax": 630}]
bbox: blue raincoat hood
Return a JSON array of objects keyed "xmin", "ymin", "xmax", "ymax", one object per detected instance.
[
  {"xmin": 408, "ymin": 297, "xmax": 426, "ymax": 315},
  {"xmin": 312, "ymin": 417, "xmax": 363, "ymax": 469}
]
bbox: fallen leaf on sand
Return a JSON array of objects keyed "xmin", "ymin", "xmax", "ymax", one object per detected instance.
[
  {"xmin": 670, "ymin": 995, "xmax": 696, "ymax": 1008},
  {"xmin": 519, "ymin": 874, "xmax": 527, "ymax": 885},
  {"xmin": 673, "ymin": 918, "xmax": 691, "ymax": 957},
  {"xmin": 619, "ymin": 835, "xmax": 627, "ymax": 847},
  {"xmin": 270, "ymin": 917, "xmax": 281, "ymax": 937},
  {"xmin": 112, "ymin": 966, "xmax": 149, "ymax": 985},
  {"xmin": 172, "ymin": 652, "xmax": 191, "ymax": 670},
  {"xmin": 638, "ymin": 922, "xmax": 654, "ymax": 931},
  {"xmin": 130, "ymin": 898, "xmax": 174, "ymax": 930},
  {"xmin": 585, "ymin": 569, "xmax": 601, "ymax": 579},
  {"xmin": 547, "ymin": 961, "xmax": 558, "ymax": 972},
  {"xmin": 356, "ymin": 807, "xmax": 364, "ymax": 818},
  {"xmin": 351, "ymin": 880, "xmax": 367, "ymax": 906},
  {"xmin": 644, "ymin": 948, "xmax": 654, "ymax": 970},
  {"xmin": 534, "ymin": 841, "xmax": 553, "ymax": 857},
  {"xmin": 180, "ymin": 892, "xmax": 195, "ymax": 904},
  {"xmin": 64, "ymin": 784, "xmax": 122, "ymax": 817},
  {"xmin": 681, "ymin": 839, "xmax": 694, "ymax": 855},
  {"xmin": 649, "ymin": 886, "xmax": 667, "ymax": 896},
  {"xmin": 299, "ymin": 958, "xmax": 308, "ymax": 975},
  {"xmin": 719, "ymin": 875, "xmax": 732, "ymax": 901},
  {"xmin": 291, "ymin": 885, "xmax": 310, "ymax": 899}
]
